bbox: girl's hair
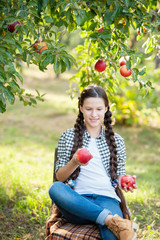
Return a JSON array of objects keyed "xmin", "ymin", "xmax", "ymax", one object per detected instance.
[{"xmin": 70, "ymin": 85, "xmax": 130, "ymax": 219}]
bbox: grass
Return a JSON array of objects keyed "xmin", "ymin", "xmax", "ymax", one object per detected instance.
[{"xmin": 0, "ymin": 64, "xmax": 160, "ymax": 239}]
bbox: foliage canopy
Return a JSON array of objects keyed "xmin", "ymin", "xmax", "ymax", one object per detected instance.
[{"xmin": 0, "ymin": 0, "xmax": 159, "ymax": 113}]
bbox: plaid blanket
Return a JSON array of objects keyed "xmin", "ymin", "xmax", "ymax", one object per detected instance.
[{"xmin": 46, "ymin": 205, "xmax": 101, "ymax": 240}]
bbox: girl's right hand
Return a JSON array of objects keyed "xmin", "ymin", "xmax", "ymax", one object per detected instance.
[{"xmin": 72, "ymin": 149, "xmax": 89, "ymax": 166}]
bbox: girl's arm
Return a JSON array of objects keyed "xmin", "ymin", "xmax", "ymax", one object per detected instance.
[
  {"xmin": 56, "ymin": 150, "xmax": 88, "ymax": 182},
  {"xmin": 56, "ymin": 154, "xmax": 80, "ymax": 182},
  {"xmin": 55, "ymin": 130, "xmax": 79, "ymax": 182},
  {"xmin": 56, "ymin": 130, "xmax": 89, "ymax": 182}
]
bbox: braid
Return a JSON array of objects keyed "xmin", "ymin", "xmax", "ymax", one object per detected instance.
[
  {"xmin": 104, "ymin": 107, "xmax": 118, "ymax": 181},
  {"xmin": 104, "ymin": 107, "xmax": 130, "ymax": 220},
  {"xmin": 70, "ymin": 110, "xmax": 85, "ymax": 180}
]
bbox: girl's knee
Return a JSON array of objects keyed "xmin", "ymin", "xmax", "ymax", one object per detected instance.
[{"xmin": 48, "ymin": 181, "xmax": 64, "ymax": 200}]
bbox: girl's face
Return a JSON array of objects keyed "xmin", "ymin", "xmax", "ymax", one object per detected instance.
[{"xmin": 80, "ymin": 97, "xmax": 107, "ymax": 130}]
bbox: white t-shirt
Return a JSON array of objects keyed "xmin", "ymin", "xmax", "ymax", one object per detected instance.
[{"xmin": 74, "ymin": 138, "xmax": 120, "ymax": 202}]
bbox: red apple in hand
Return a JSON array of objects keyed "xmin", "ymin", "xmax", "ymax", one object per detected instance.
[
  {"xmin": 120, "ymin": 65, "xmax": 132, "ymax": 77},
  {"xmin": 77, "ymin": 148, "xmax": 93, "ymax": 164},
  {"xmin": 95, "ymin": 60, "xmax": 106, "ymax": 72},
  {"xmin": 8, "ymin": 21, "xmax": 20, "ymax": 33},
  {"xmin": 121, "ymin": 175, "xmax": 136, "ymax": 190}
]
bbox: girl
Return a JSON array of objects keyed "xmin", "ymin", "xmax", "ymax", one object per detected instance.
[{"xmin": 49, "ymin": 85, "xmax": 138, "ymax": 240}]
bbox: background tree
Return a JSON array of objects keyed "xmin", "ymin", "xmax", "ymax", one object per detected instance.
[{"xmin": 0, "ymin": 0, "xmax": 159, "ymax": 114}]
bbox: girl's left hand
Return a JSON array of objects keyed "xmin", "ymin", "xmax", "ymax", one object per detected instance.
[
  {"xmin": 122, "ymin": 183, "xmax": 137, "ymax": 193},
  {"xmin": 118, "ymin": 175, "xmax": 137, "ymax": 193}
]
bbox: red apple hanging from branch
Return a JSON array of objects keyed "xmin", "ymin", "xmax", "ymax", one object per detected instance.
[
  {"xmin": 137, "ymin": 27, "xmax": 148, "ymax": 36},
  {"xmin": 33, "ymin": 41, "xmax": 47, "ymax": 53},
  {"xmin": 120, "ymin": 65, "xmax": 132, "ymax": 77},
  {"xmin": 119, "ymin": 56, "xmax": 130, "ymax": 66},
  {"xmin": 120, "ymin": 60, "xmax": 126, "ymax": 66},
  {"xmin": 8, "ymin": 21, "xmax": 20, "ymax": 33},
  {"xmin": 95, "ymin": 60, "xmax": 106, "ymax": 72},
  {"xmin": 137, "ymin": 29, "xmax": 141, "ymax": 35},
  {"xmin": 98, "ymin": 27, "xmax": 104, "ymax": 33},
  {"xmin": 143, "ymin": 27, "xmax": 148, "ymax": 36}
]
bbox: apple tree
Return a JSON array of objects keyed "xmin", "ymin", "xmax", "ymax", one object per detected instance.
[{"xmin": 0, "ymin": 0, "xmax": 159, "ymax": 113}]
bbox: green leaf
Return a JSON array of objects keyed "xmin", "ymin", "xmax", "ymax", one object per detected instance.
[
  {"xmin": 0, "ymin": 93, "xmax": 6, "ymax": 105},
  {"xmin": 8, "ymin": 62, "xmax": 16, "ymax": 74},
  {"xmin": 43, "ymin": 16, "xmax": 53, "ymax": 23},
  {"xmin": 99, "ymin": 29, "xmax": 111, "ymax": 40},
  {"xmin": 139, "ymin": 80, "xmax": 146, "ymax": 89},
  {"xmin": 63, "ymin": 52, "xmax": 77, "ymax": 66},
  {"xmin": 14, "ymin": 72, "xmax": 23, "ymax": 83},
  {"xmin": 41, "ymin": 54, "xmax": 52, "ymax": 67},
  {"xmin": 66, "ymin": 8, "xmax": 71, "ymax": 21},
  {"xmin": 27, "ymin": 54, "xmax": 31, "ymax": 67},
  {"xmin": 50, "ymin": 55, "xmax": 56, "ymax": 64},
  {"xmin": 138, "ymin": 67, "xmax": 146, "ymax": 76},
  {"xmin": 0, "ymin": 84, "xmax": 15, "ymax": 104},
  {"xmin": 3, "ymin": 37, "xmax": 16, "ymax": 45},
  {"xmin": 5, "ymin": 87, "xmax": 15, "ymax": 104},
  {"xmin": 10, "ymin": 80, "xmax": 21, "ymax": 93},
  {"xmin": 68, "ymin": 21, "xmax": 77, "ymax": 32},
  {"xmin": 61, "ymin": 56, "xmax": 71, "ymax": 70},
  {"xmin": 0, "ymin": 48, "xmax": 13, "ymax": 61},
  {"xmin": 104, "ymin": 9, "xmax": 113, "ymax": 26},
  {"xmin": 54, "ymin": 58, "xmax": 60, "ymax": 74},
  {"xmin": 0, "ymin": 99, "xmax": 6, "ymax": 113},
  {"xmin": 89, "ymin": 32, "xmax": 98, "ymax": 40},
  {"xmin": 0, "ymin": 75, "xmax": 5, "ymax": 82},
  {"xmin": 16, "ymin": 10, "xmax": 28, "ymax": 19},
  {"xmin": 104, "ymin": 5, "xmax": 122, "ymax": 26},
  {"xmin": 126, "ymin": 61, "xmax": 131, "ymax": 69},
  {"xmin": 23, "ymin": 25, "xmax": 29, "ymax": 35},
  {"xmin": 43, "ymin": 0, "xmax": 49, "ymax": 7},
  {"xmin": 30, "ymin": 98, "xmax": 37, "ymax": 104},
  {"xmin": 15, "ymin": 42, "xmax": 23, "ymax": 54},
  {"xmin": 124, "ymin": 0, "xmax": 131, "ymax": 8},
  {"xmin": 88, "ymin": 22, "xmax": 97, "ymax": 31},
  {"xmin": 132, "ymin": 70, "xmax": 138, "ymax": 82},
  {"xmin": 74, "ymin": 10, "xmax": 87, "ymax": 26},
  {"xmin": 38, "ymin": 0, "xmax": 43, "ymax": 17},
  {"xmin": 86, "ymin": 9, "xmax": 96, "ymax": 20},
  {"xmin": 146, "ymin": 80, "xmax": 154, "ymax": 89},
  {"xmin": 22, "ymin": 51, "xmax": 27, "ymax": 61},
  {"xmin": 60, "ymin": 59, "xmax": 66, "ymax": 73}
]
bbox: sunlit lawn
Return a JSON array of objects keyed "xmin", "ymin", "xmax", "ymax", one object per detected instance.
[{"xmin": 0, "ymin": 65, "xmax": 159, "ymax": 239}]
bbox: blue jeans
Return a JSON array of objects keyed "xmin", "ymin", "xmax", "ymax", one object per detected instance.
[{"xmin": 49, "ymin": 181, "xmax": 123, "ymax": 240}]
